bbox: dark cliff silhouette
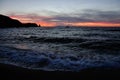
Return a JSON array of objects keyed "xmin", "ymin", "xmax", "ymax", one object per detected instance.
[{"xmin": 0, "ymin": 14, "xmax": 40, "ymax": 28}]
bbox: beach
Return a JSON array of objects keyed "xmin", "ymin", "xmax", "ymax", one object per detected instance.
[{"xmin": 0, "ymin": 63, "xmax": 120, "ymax": 80}]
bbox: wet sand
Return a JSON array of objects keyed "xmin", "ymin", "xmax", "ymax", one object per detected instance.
[{"xmin": 0, "ymin": 63, "xmax": 120, "ymax": 80}]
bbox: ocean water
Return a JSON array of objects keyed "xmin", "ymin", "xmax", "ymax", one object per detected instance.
[{"xmin": 0, "ymin": 27, "xmax": 120, "ymax": 71}]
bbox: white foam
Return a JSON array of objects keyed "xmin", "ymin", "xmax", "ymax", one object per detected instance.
[{"xmin": 0, "ymin": 45, "xmax": 120, "ymax": 71}]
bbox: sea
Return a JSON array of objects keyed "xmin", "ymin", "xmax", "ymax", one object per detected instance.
[{"xmin": 0, "ymin": 27, "xmax": 120, "ymax": 71}]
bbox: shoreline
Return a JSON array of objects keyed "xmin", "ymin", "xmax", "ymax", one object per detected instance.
[{"xmin": 0, "ymin": 63, "xmax": 120, "ymax": 80}]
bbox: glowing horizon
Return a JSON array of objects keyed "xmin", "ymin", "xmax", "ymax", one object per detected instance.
[{"xmin": 10, "ymin": 15, "xmax": 120, "ymax": 27}]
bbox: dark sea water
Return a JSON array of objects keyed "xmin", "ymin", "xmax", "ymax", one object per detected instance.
[{"xmin": 0, "ymin": 27, "xmax": 120, "ymax": 71}]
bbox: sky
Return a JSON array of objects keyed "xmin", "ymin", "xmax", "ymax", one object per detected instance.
[{"xmin": 0, "ymin": 0, "xmax": 120, "ymax": 27}]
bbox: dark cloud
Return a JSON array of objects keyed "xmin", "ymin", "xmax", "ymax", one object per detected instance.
[
  {"xmin": 48, "ymin": 9, "xmax": 120, "ymax": 23},
  {"xmin": 8, "ymin": 9, "xmax": 120, "ymax": 24},
  {"xmin": 82, "ymin": 10, "xmax": 120, "ymax": 23}
]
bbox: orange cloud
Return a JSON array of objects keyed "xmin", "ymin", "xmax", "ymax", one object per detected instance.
[
  {"xmin": 37, "ymin": 21, "xmax": 57, "ymax": 27},
  {"xmin": 66, "ymin": 22, "xmax": 120, "ymax": 27},
  {"xmin": 10, "ymin": 15, "xmax": 34, "ymax": 23},
  {"xmin": 10, "ymin": 15, "xmax": 57, "ymax": 27},
  {"xmin": 8, "ymin": 9, "xmax": 120, "ymax": 27},
  {"xmin": 10, "ymin": 15, "xmax": 120, "ymax": 27}
]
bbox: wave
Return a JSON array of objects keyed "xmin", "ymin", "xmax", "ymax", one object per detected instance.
[
  {"xmin": 0, "ymin": 27, "xmax": 120, "ymax": 71},
  {"xmin": 0, "ymin": 45, "xmax": 120, "ymax": 71},
  {"xmin": 79, "ymin": 40, "xmax": 120, "ymax": 50},
  {"xmin": 17, "ymin": 36, "xmax": 87, "ymax": 43}
]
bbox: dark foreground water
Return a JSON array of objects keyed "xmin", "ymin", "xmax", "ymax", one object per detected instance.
[{"xmin": 0, "ymin": 27, "xmax": 120, "ymax": 71}]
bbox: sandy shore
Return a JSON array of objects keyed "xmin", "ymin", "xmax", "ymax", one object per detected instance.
[{"xmin": 0, "ymin": 63, "xmax": 120, "ymax": 80}]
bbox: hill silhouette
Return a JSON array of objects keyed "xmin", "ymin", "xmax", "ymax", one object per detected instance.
[{"xmin": 0, "ymin": 14, "xmax": 40, "ymax": 28}]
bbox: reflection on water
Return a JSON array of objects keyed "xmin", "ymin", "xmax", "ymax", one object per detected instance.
[{"xmin": 14, "ymin": 44, "xmax": 30, "ymax": 50}]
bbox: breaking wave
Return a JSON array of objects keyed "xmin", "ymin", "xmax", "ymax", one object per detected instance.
[{"xmin": 0, "ymin": 45, "xmax": 120, "ymax": 71}]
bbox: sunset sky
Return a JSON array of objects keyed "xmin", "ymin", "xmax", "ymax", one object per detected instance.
[{"xmin": 0, "ymin": 0, "xmax": 120, "ymax": 27}]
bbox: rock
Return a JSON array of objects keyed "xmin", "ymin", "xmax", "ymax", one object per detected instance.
[{"xmin": 0, "ymin": 14, "xmax": 40, "ymax": 28}]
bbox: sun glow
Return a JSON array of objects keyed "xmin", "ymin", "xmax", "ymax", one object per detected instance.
[
  {"xmin": 67, "ymin": 22, "xmax": 120, "ymax": 27},
  {"xmin": 37, "ymin": 21, "xmax": 57, "ymax": 27},
  {"xmin": 10, "ymin": 16, "xmax": 57, "ymax": 27},
  {"xmin": 10, "ymin": 16, "xmax": 120, "ymax": 27},
  {"xmin": 10, "ymin": 16, "xmax": 33, "ymax": 23}
]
